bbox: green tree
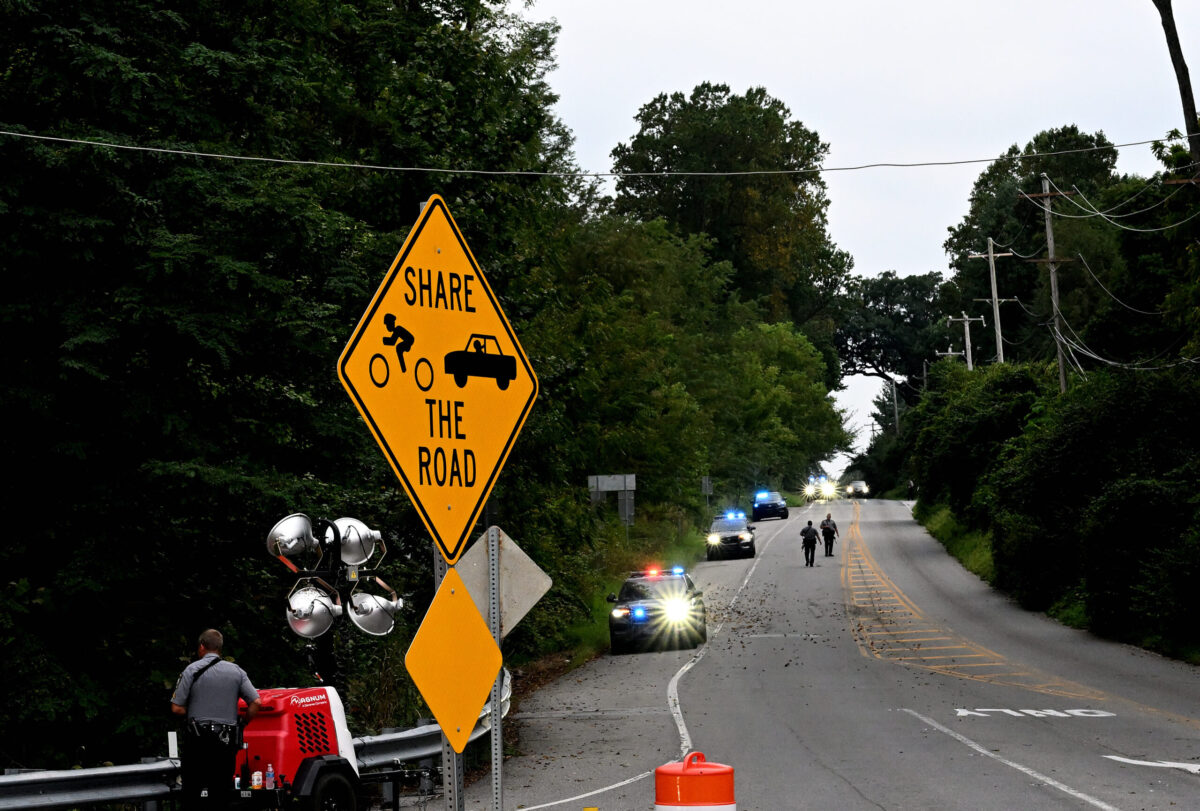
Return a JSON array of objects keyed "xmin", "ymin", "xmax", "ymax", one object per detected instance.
[
  {"xmin": 943, "ymin": 126, "xmax": 1120, "ymax": 366},
  {"xmin": 610, "ymin": 83, "xmax": 851, "ymax": 341},
  {"xmin": 835, "ymin": 270, "xmax": 952, "ymax": 391},
  {"xmin": 0, "ymin": 0, "xmax": 572, "ymax": 768}
]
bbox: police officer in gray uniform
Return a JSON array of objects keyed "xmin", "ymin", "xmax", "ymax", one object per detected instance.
[{"xmin": 171, "ymin": 629, "xmax": 261, "ymax": 809}]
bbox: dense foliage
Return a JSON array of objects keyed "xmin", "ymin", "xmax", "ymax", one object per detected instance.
[
  {"xmin": 0, "ymin": 1, "xmax": 849, "ymax": 768},
  {"xmin": 852, "ymin": 121, "xmax": 1200, "ymax": 659}
]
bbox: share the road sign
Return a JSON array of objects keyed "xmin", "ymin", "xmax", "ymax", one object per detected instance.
[{"xmin": 338, "ymin": 195, "xmax": 538, "ymax": 564}]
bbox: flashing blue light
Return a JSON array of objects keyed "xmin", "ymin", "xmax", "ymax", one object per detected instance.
[
  {"xmin": 632, "ymin": 606, "xmax": 648, "ymax": 621},
  {"xmin": 671, "ymin": 565, "xmax": 685, "ymax": 575},
  {"xmin": 737, "ymin": 510, "xmax": 746, "ymax": 519},
  {"xmin": 755, "ymin": 490, "xmax": 769, "ymax": 500},
  {"xmin": 725, "ymin": 510, "xmax": 736, "ymax": 519}
]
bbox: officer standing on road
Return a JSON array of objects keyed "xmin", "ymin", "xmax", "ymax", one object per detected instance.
[
  {"xmin": 171, "ymin": 629, "xmax": 261, "ymax": 809},
  {"xmin": 819, "ymin": 513, "xmax": 839, "ymax": 557},
  {"xmin": 800, "ymin": 520, "xmax": 820, "ymax": 567}
]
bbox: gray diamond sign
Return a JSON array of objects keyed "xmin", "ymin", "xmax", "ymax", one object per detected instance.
[{"xmin": 457, "ymin": 526, "xmax": 552, "ymax": 638}]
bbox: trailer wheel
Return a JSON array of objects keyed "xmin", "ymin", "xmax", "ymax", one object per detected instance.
[{"xmin": 303, "ymin": 772, "xmax": 357, "ymax": 811}]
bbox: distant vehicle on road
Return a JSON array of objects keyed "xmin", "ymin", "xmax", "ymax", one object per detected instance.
[
  {"xmin": 607, "ymin": 567, "xmax": 706, "ymax": 654},
  {"xmin": 444, "ymin": 334, "xmax": 517, "ymax": 389},
  {"xmin": 846, "ymin": 480, "xmax": 870, "ymax": 498},
  {"xmin": 751, "ymin": 490, "xmax": 789, "ymax": 521},
  {"xmin": 706, "ymin": 511, "xmax": 756, "ymax": 560},
  {"xmin": 804, "ymin": 479, "xmax": 840, "ymax": 500}
]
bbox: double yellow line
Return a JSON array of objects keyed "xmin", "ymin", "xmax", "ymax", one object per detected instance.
[{"xmin": 840, "ymin": 502, "xmax": 1105, "ymax": 700}]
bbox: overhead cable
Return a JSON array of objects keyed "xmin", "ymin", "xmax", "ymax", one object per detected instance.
[
  {"xmin": 1076, "ymin": 253, "xmax": 1166, "ymax": 316},
  {"xmin": 1019, "ymin": 179, "xmax": 1200, "ymax": 233},
  {"xmin": 0, "ymin": 128, "xmax": 1181, "ymax": 179}
]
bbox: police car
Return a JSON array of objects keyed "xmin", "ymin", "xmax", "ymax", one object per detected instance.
[
  {"xmin": 751, "ymin": 490, "xmax": 789, "ymax": 521},
  {"xmin": 607, "ymin": 567, "xmax": 707, "ymax": 654},
  {"xmin": 705, "ymin": 511, "xmax": 756, "ymax": 560}
]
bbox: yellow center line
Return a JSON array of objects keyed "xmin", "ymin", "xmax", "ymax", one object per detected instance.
[{"xmin": 840, "ymin": 502, "xmax": 1116, "ymax": 702}]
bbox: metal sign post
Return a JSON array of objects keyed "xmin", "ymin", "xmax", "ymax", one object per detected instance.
[
  {"xmin": 488, "ymin": 526, "xmax": 503, "ymax": 810},
  {"xmin": 432, "ymin": 551, "xmax": 465, "ymax": 811}
]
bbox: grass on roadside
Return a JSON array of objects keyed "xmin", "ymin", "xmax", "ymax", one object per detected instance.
[
  {"xmin": 916, "ymin": 502, "xmax": 995, "ymax": 584},
  {"xmin": 560, "ymin": 516, "xmax": 709, "ymax": 664}
]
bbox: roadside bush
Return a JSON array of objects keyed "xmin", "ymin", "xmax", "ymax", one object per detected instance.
[
  {"xmin": 910, "ymin": 361, "xmax": 1051, "ymax": 521},
  {"xmin": 987, "ymin": 368, "xmax": 1200, "ymax": 612}
]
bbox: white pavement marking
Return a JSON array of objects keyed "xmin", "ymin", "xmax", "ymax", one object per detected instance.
[
  {"xmin": 901, "ymin": 709, "xmax": 1124, "ymax": 811},
  {"xmin": 525, "ymin": 509, "xmax": 801, "ymax": 808},
  {"xmin": 1104, "ymin": 755, "xmax": 1200, "ymax": 775},
  {"xmin": 516, "ymin": 769, "xmax": 655, "ymax": 810},
  {"xmin": 668, "ymin": 512, "xmax": 783, "ymax": 754}
]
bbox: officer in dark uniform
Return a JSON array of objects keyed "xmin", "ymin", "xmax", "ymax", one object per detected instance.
[
  {"xmin": 800, "ymin": 520, "xmax": 819, "ymax": 567},
  {"xmin": 819, "ymin": 513, "xmax": 839, "ymax": 557},
  {"xmin": 171, "ymin": 629, "xmax": 261, "ymax": 809}
]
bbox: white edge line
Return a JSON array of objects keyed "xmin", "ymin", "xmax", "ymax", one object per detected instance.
[
  {"xmin": 519, "ymin": 514, "xmax": 797, "ymax": 808},
  {"xmin": 901, "ymin": 709, "xmax": 1124, "ymax": 811},
  {"xmin": 516, "ymin": 769, "xmax": 654, "ymax": 810},
  {"xmin": 668, "ymin": 519, "xmax": 783, "ymax": 753}
]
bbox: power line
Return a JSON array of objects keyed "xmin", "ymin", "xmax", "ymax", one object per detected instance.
[
  {"xmin": 1019, "ymin": 176, "xmax": 1200, "ymax": 233},
  {"xmin": 0, "ymin": 128, "xmax": 1180, "ymax": 179},
  {"xmin": 1075, "ymin": 253, "xmax": 1166, "ymax": 316},
  {"xmin": 1046, "ymin": 171, "xmax": 1194, "ymax": 219}
]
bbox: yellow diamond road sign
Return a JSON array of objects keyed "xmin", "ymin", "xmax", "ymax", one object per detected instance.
[
  {"xmin": 338, "ymin": 195, "xmax": 538, "ymax": 564},
  {"xmin": 404, "ymin": 568, "xmax": 502, "ymax": 753}
]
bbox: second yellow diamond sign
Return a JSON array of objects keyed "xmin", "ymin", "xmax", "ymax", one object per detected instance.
[{"xmin": 338, "ymin": 195, "xmax": 538, "ymax": 564}]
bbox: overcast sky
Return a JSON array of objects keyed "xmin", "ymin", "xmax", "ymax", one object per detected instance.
[{"xmin": 518, "ymin": 0, "xmax": 1198, "ymax": 475}]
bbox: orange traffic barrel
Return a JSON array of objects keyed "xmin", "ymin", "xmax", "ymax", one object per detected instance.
[{"xmin": 654, "ymin": 751, "xmax": 736, "ymax": 809}]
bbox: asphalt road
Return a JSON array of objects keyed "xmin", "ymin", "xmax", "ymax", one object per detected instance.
[{"xmin": 464, "ymin": 499, "xmax": 1200, "ymax": 810}]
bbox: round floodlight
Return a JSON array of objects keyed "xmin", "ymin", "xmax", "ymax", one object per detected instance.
[
  {"xmin": 286, "ymin": 585, "xmax": 342, "ymax": 638},
  {"xmin": 330, "ymin": 517, "xmax": 381, "ymax": 566},
  {"xmin": 268, "ymin": 513, "xmax": 318, "ymax": 558},
  {"xmin": 347, "ymin": 592, "xmax": 402, "ymax": 636}
]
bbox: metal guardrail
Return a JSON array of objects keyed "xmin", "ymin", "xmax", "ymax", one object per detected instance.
[
  {"xmin": 0, "ymin": 671, "xmax": 511, "ymax": 809},
  {"xmin": 353, "ymin": 669, "xmax": 510, "ymax": 771},
  {"xmin": 0, "ymin": 760, "xmax": 180, "ymax": 810}
]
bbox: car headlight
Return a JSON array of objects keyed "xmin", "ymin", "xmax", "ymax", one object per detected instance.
[
  {"xmin": 662, "ymin": 597, "xmax": 690, "ymax": 624},
  {"xmin": 611, "ymin": 607, "xmax": 630, "ymax": 619},
  {"xmin": 862, "ymin": 484, "xmax": 869, "ymax": 493},
  {"xmin": 738, "ymin": 532, "xmax": 752, "ymax": 541},
  {"xmin": 804, "ymin": 484, "xmax": 816, "ymax": 497},
  {"xmin": 821, "ymin": 483, "xmax": 836, "ymax": 498},
  {"xmin": 707, "ymin": 533, "xmax": 721, "ymax": 545}
]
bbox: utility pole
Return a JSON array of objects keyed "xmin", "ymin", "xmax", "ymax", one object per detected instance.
[
  {"xmin": 946, "ymin": 312, "xmax": 985, "ymax": 370},
  {"xmin": 935, "ymin": 345, "xmax": 964, "ymax": 363},
  {"xmin": 1020, "ymin": 177, "xmax": 1076, "ymax": 392},
  {"xmin": 1042, "ymin": 175, "xmax": 1067, "ymax": 393},
  {"xmin": 891, "ymin": 378, "xmax": 900, "ymax": 436},
  {"xmin": 967, "ymin": 237, "xmax": 1014, "ymax": 363}
]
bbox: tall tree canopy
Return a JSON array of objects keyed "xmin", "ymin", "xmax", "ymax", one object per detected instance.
[
  {"xmin": 609, "ymin": 83, "xmax": 852, "ymax": 339},
  {"xmin": 835, "ymin": 270, "xmax": 952, "ymax": 391},
  {"xmin": 0, "ymin": 0, "xmax": 574, "ymax": 768}
]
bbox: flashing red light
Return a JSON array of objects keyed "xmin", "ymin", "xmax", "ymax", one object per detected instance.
[{"xmin": 645, "ymin": 568, "xmax": 660, "ymax": 577}]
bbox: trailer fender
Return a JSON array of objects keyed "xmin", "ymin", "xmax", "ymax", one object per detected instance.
[{"xmin": 291, "ymin": 754, "xmax": 358, "ymax": 799}]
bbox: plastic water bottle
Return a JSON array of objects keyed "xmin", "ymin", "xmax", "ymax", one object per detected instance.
[{"xmin": 265, "ymin": 764, "xmax": 275, "ymax": 790}]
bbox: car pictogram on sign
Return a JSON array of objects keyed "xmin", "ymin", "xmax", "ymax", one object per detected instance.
[{"xmin": 444, "ymin": 334, "xmax": 517, "ymax": 390}]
